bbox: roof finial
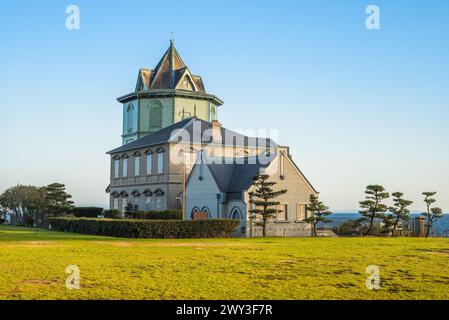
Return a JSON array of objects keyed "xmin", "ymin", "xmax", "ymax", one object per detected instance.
[{"xmin": 170, "ymin": 32, "xmax": 174, "ymax": 46}]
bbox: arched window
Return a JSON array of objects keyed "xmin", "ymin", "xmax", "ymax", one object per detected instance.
[
  {"xmin": 201, "ymin": 206, "xmax": 211, "ymax": 218},
  {"xmin": 209, "ymin": 105, "xmax": 216, "ymax": 121},
  {"xmin": 157, "ymin": 150, "xmax": 165, "ymax": 173},
  {"xmin": 231, "ymin": 207, "xmax": 242, "ymax": 220},
  {"xmin": 182, "ymin": 75, "xmax": 196, "ymax": 91},
  {"xmin": 191, "ymin": 206, "xmax": 200, "ymax": 219},
  {"xmin": 150, "ymin": 101, "xmax": 163, "ymax": 130},
  {"xmin": 145, "ymin": 196, "xmax": 152, "ymax": 211},
  {"xmin": 127, "ymin": 103, "xmax": 134, "ymax": 133}
]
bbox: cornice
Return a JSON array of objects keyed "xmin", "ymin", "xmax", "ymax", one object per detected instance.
[{"xmin": 116, "ymin": 89, "xmax": 223, "ymax": 106}]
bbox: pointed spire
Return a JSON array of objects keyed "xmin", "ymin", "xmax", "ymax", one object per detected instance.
[
  {"xmin": 169, "ymin": 33, "xmax": 175, "ymax": 88},
  {"xmin": 144, "ymin": 40, "xmax": 205, "ymax": 93}
]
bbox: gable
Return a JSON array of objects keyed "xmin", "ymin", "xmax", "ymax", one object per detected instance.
[
  {"xmin": 175, "ymin": 69, "xmax": 198, "ymax": 92},
  {"xmin": 258, "ymin": 153, "xmax": 318, "ymax": 195},
  {"xmin": 186, "ymin": 161, "xmax": 220, "ymax": 194},
  {"xmin": 135, "ymin": 69, "xmax": 151, "ymax": 92}
]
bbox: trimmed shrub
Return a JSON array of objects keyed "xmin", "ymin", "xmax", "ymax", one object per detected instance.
[
  {"xmin": 332, "ymin": 219, "xmax": 366, "ymax": 237},
  {"xmin": 103, "ymin": 210, "xmax": 122, "ymax": 219},
  {"xmin": 126, "ymin": 210, "xmax": 182, "ymax": 220},
  {"xmin": 71, "ymin": 207, "xmax": 103, "ymax": 218},
  {"xmin": 48, "ymin": 217, "xmax": 239, "ymax": 239}
]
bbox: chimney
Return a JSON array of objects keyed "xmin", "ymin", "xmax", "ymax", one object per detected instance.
[
  {"xmin": 211, "ymin": 120, "xmax": 222, "ymax": 142},
  {"xmin": 414, "ymin": 216, "xmax": 426, "ymax": 237}
]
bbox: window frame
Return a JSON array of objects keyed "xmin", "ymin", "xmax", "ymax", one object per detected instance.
[
  {"xmin": 134, "ymin": 156, "xmax": 140, "ymax": 177},
  {"xmin": 149, "ymin": 101, "xmax": 163, "ymax": 130},
  {"xmin": 122, "ymin": 158, "xmax": 128, "ymax": 177},
  {"xmin": 157, "ymin": 152, "xmax": 164, "ymax": 173},
  {"xmin": 146, "ymin": 154, "xmax": 153, "ymax": 175},
  {"xmin": 156, "ymin": 196, "xmax": 163, "ymax": 210},
  {"xmin": 127, "ymin": 103, "xmax": 134, "ymax": 133},
  {"xmin": 296, "ymin": 203, "xmax": 308, "ymax": 222},
  {"xmin": 276, "ymin": 203, "xmax": 288, "ymax": 222},
  {"xmin": 145, "ymin": 196, "xmax": 152, "ymax": 211},
  {"xmin": 121, "ymin": 198, "xmax": 127, "ymax": 213},
  {"xmin": 114, "ymin": 159, "xmax": 120, "ymax": 178}
]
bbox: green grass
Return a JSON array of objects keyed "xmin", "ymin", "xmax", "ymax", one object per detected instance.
[{"xmin": 1, "ymin": 225, "xmax": 449, "ymax": 300}]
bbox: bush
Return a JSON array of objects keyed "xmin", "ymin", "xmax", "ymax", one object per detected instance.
[
  {"xmin": 48, "ymin": 217, "xmax": 239, "ymax": 239},
  {"xmin": 126, "ymin": 210, "xmax": 182, "ymax": 220},
  {"xmin": 71, "ymin": 207, "xmax": 103, "ymax": 218},
  {"xmin": 0, "ymin": 218, "xmax": 5, "ymax": 225},
  {"xmin": 103, "ymin": 210, "xmax": 122, "ymax": 219},
  {"xmin": 333, "ymin": 219, "xmax": 366, "ymax": 236}
]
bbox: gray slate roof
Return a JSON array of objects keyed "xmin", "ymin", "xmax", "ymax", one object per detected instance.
[
  {"xmin": 205, "ymin": 154, "xmax": 276, "ymax": 193},
  {"xmin": 107, "ymin": 117, "xmax": 277, "ymax": 154}
]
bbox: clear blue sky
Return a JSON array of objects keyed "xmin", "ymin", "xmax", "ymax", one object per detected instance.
[{"xmin": 0, "ymin": 0, "xmax": 448, "ymax": 211}]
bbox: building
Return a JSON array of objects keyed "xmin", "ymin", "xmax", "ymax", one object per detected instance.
[
  {"xmin": 186, "ymin": 152, "xmax": 318, "ymax": 237},
  {"xmin": 106, "ymin": 40, "xmax": 318, "ymax": 237},
  {"xmin": 107, "ymin": 116, "xmax": 279, "ymax": 212},
  {"xmin": 116, "ymin": 39, "xmax": 223, "ymax": 145}
]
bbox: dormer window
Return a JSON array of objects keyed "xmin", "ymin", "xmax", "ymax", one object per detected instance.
[
  {"xmin": 182, "ymin": 75, "xmax": 195, "ymax": 91},
  {"xmin": 183, "ymin": 77, "xmax": 189, "ymax": 88}
]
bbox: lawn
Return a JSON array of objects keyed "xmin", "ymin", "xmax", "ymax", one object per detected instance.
[{"xmin": 0, "ymin": 225, "xmax": 448, "ymax": 300}]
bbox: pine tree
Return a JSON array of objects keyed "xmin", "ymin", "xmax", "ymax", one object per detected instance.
[
  {"xmin": 421, "ymin": 192, "xmax": 443, "ymax": 238},
  {"xmin": 387, "ymin": 192, "xmax": 413, "ymax": 237},
  {"xmin": 359, "ymin": 185, "xmax": 389, "ymax": 236},
  {"xmin": 249, "ymin": 174, "xmax": 287, "ymax": 237},
  {"xmin": 305, "ymin": 194, "xmax": 332, "ymax": 237},
  {"xmin": 45, "ymin": 183, "xmax": 74, "ymax": 217}
]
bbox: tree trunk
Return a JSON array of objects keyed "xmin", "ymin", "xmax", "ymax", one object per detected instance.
[
  {"xmin": 313, "ymin": 223, "xmax": 317, "ymax": 237},
  {"xmin": 392, "ymin": 215, "xmax": 400, "ymax": 237},
  {"xmin": 425, "ymin": 224, "xmax": 431, "ymax": 238},
  {"xmin": 425, "ymin": 203, "xmax": 431, "ymax": 238},
  {"xmin": 262, "ymin": 218, "xmax": 267, "ymax": 237},
  {"xmin": 365, "ymin": 216, "xmax": 374, "ymax": 236}
]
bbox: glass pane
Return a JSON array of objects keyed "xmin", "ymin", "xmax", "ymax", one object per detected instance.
[
  {"xmin": 157, "ymin": 153, "xmax": 164, "ymax": 173},
  {"xmin": 146, "ymin": 155, "xmax": 152, "ymax": 174},
  {"xmin": 123, "ymin": 159, "xmax": 128, "ymax": 177},
  {"xmin": 134, "ymin": 157, "xmax": 140, "ymax": 176}
]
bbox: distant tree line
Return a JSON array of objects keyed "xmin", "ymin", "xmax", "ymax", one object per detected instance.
[
  {"xmin": 0, "ymin": 179, "xmax": 444, "ymax": 239},
  {"xmin": 345, "ymin": 185, "xmax": 443, "ymax": 237},
  {"xmin": 247, "ymin": 174, "xmax": 444, "ymax": 238},
  {"xmin": 0, "ymin": 183, "xmax": 74, "ymax": 227}
]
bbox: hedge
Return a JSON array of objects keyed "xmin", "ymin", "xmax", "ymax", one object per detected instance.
[
  {"xmin": 126, "ymin": 210, "xmax": 182, "ymax": 220},
  {"xmin": 71, "ymin": 207, "xmax": 103, "ymax": 218},
  {"xmin": 48, "ymin": 217, "xmax": 240, "ymax": 239},
  {"xmin": 103, "ymin": 209, "xmax": 122, "ymax": 219}
]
